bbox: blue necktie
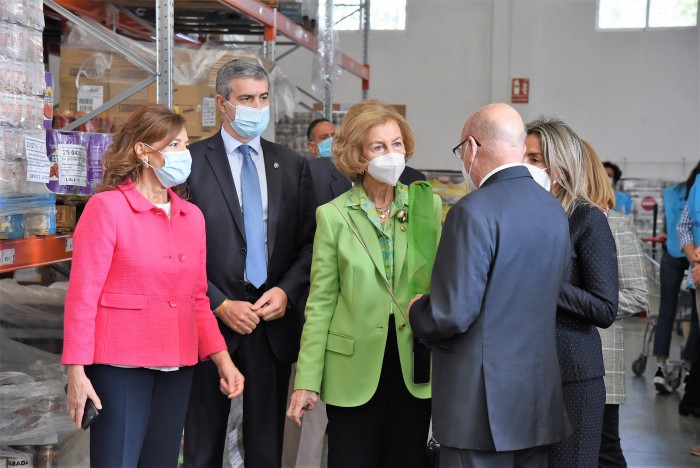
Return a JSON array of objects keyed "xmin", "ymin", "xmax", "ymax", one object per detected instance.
[{"xmin": 239, "ymin": 144, "xmax": 267, "ymax": 288}]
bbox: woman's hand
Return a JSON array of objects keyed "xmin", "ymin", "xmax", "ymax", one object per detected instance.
[
  {"xmin": 66, "ymin": 365, "xmax": 102, "ymax": 429},
  {"xmin": 209, "ymin": 351, "xmax": 244, "ymax": 398},
  {"xmin": 286, "ymin": 389, "xmax": 318, "ymax": 427}
]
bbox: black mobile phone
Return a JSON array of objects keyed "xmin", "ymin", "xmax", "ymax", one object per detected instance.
[{"xmin": 64, "ymin": 384, "xmax": 100, "ymax": 430}]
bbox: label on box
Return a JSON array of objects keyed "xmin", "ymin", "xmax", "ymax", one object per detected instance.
[
  {"xmin": 1, "ymin": 248, "xmax": 15, "ymax": 266},
  {"xmin": 25, "ymin": 136, "xmax": 50, "ymax": 183},
  {"xmin": 202, "ymin": 97, "xmax": 216, "ymax": 127},
  {"xmin": 77, "ymin": 85, "xmax": 104, "ymax": 112},
  {"xmin": 57, "ymin": 143, "xmax": 87, "ymax": 186},
  {"xmin": 66, "ymin": 237, "xmax": 73, "ymax": 252}
]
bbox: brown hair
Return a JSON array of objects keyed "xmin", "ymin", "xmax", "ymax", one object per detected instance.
[
  {"xmin": 581, "ymin": 139, "xmax": 615, "ymax": 210},
  {"xmin": 333, "ymin": 99, "xmax": 415, "ymax": 183},
  {"xmin": 98, "ymin": 103, "xmax": 186, "ymax": 193}
]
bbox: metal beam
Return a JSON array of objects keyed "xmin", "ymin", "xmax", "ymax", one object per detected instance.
[{"xmin": 156, "ymin": 0, "xmax": 174, "ymax": 107}]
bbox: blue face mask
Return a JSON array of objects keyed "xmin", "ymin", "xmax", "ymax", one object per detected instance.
[
  {"xmin": 225, "ymin": 100, "xmax": 270, "ymax": 139},
  {"xmin": 317, "ymin": 137, "xmax": 333, "ymax": 158},
  {"xmin": 143, "ymin": 144, "xmax": 192, "ymax": 188}
]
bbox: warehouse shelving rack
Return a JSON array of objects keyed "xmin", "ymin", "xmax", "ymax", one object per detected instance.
[{"xmin": 1, "ymin": 0, "xmax": 370, "ymax": 273}]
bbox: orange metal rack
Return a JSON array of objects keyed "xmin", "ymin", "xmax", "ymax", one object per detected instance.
[{"xmin": 0, "ymin": 234, "xmax": 74, "ymax": 274}]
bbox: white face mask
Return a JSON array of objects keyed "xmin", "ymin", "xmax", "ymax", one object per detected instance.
[
  {"xmin": 462, "ymin": 153, "xmax": 478, "ymax": 193},
  {"xmin": 608, "ymin": 176, "xmax": 615, "ymax": 188},
  {"xmin": 524, "ymin": 164, "xmax": 551, "ymax": 191},
  {"xmin": 365, "ymin": 152, "xmax": 405, "ymax": 186}
]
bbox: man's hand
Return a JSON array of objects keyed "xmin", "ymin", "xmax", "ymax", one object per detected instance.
[
  {"xmin": 286, "ymin": 389, "xmax": 318, "ymax": 427},
  {"xmin": 252, "ymin": 287, "xmax": 288, "ymax": 321},
  {"xmin": 407, "ymin": 294, "xmax": 424, "ymax": 316},
  {"xmin": 218, "ymin": 300, "xmax": 260, "ymax": 334}
]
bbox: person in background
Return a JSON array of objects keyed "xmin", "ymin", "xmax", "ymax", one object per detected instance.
[
  {"xmin": 287, "ymin": 99, "xmax": 442, "ymax": 468},
  {"xmin": 184, "ymin": 59, "xmax": 316, "ymax": 468},
  {"xmin": 654, "ymin": 162, "xmax": 700, "ymax": 394},
  {"xmin": 307, "ymin": 117, "xmax": 336, "ymax": 159},
  {"xmin": 62, "ymin": 104, "xmax": 244, "ymax": 467},
  {"xmin": 604, "ymin": 161, "xmax": 632, "ymax": 215},
  {"xmin": 582, "ymin": 139, "xmax": 648, "ymax": 468},
  {"xmin": 676, "ymin": 162, "xmax": 700, "ymax": 419},
  {"xmin": 409, "ymin": 103, "xmax": 572, "ymax": 467},
  {"xmin": 526, "ymin": 117, "xmax": 618, "ymax": 467}
]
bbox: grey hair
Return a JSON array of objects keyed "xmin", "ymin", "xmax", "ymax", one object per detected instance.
[
  {"xmin": 215, "ymin": 59, "xmax": 269, "ymax": 100},
  {"xmin": 526, "ymin": 116, "xmax": 590, "ymax": 216}
]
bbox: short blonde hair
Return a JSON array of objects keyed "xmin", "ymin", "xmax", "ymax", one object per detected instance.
[
  {"xmin": 582, "ymin": 139, "xmax": 616, "ymax": 210},
  {"xmin": 333, "ymin": 99, "xmax": 415, "ymax": 183}
]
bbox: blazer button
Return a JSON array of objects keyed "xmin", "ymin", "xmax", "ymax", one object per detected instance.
[
  {"xmin": 169, "ymin": 301, "xmax": 177, "ymax": 308},
  {"xmin": 240, "ymin": 248, "xmax": 247, "ymax": 254},
  {"xmin": 178, "ymin": 254, "xmax": 186, "ymax": 261}
]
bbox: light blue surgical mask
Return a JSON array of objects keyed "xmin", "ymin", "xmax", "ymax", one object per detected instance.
[
  {"xmin": 317, "ymin": 137, "xmax": 333, "ymax": 158},
  {"xmin": 225, "ymin": 100, "xmax": 270, "ymax": 139},
  {"xmin": 143, "ymin": 143, "xmax": 192, "ymax": 188}
]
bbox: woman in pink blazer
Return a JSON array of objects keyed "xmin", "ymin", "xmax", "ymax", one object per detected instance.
[{"xmin": 62, "ymin": 104, "xmax": 244, "ymax": 467}]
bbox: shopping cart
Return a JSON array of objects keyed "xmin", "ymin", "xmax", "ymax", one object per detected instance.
[
  {"xmin": 631, "ymin": 241, "xmax": 661, "ymax": 376},
  {"xmin": 631, "ymin": 235, "xmax": 685, "ymax": 388}
]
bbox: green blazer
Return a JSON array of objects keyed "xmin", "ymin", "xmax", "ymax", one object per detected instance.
[{"xmin": 294, "ymin": 186, "xmax": 442, "ymax": 407}]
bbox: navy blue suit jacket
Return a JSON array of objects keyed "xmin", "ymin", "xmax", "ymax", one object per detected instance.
[
  {"xmin": 410, "ymin": 165, "xmax": 572, "ymax": 451},
  {"xmin": 187, "ymin": 131, "xmax": 316, "ymax": 363}
]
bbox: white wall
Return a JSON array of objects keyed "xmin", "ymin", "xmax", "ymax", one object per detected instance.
[{"xmin": 278, "ymin": 0, "xmax": 699, "ymax": 180}]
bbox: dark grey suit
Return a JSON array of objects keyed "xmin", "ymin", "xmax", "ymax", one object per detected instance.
[
  {"xmin": 183, "ymin": 131, "xmax": 316, "ymax": 468},
  {"xmin": 410, "ymin": 166, "xmax": 572, "ymax": 464},
  {"xmin": 307, "ymin": 157, "xmax": 426, "ymax": 205}
]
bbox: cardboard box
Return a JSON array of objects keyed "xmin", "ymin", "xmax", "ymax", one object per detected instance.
[
  {"xmin": 56, "ymin": 204, "xmax": 76, "ymax": 233},
  {"xmin": 147, "ymin": 85, "xmax": 221, "ymax": 139}
]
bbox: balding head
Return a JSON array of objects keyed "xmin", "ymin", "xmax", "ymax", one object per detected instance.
[{"xmin": 460, "ymin": 103, "xmax": 526, "ymax": 187}]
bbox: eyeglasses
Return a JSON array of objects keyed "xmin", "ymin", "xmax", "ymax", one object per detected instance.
[{"xmin": 452, "ymin": 135, "xmax": 481, "ymax": 159}]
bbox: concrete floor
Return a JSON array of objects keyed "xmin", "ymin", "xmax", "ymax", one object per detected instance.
[
  {"xmin": 224, "ymin": 315, "xmax": 700, "ymax": 467},
  {"xmin": 622, "ymin": 315, "xmax": 700, "ymax": 467}
]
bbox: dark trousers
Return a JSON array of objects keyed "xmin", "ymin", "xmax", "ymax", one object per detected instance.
[
  {"xmin": 85, "ymin": 364, "xmax": 194, "ymax": 468},
  {"xmin": 439, "ymin": 445, "xmax": 548, "ymax": 468},
  {"xmin": 653, "ymin": 251, "xmax": 698, "ymax": 361},
  {"xmin": 325, "ymin": 315, "xmax": 431, "ymax": 468},
  {"xmin": 681, "ymin": 331, "xmax": 700, "ymax": 406},
  {"xmin": 184, "ymin": 288, "xmax": 291, "ymax": 468},
  {"xmin": 548, "ymin": 377, "xmax": 605, "ymax": 468},
  {"xmin": 598, "ymin": 404, "xmax": 627, "ymax": 467}
]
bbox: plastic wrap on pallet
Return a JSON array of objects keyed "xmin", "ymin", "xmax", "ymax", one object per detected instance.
[
  {"xmin": 270, "ymin": 65, "xmax": 300, "ymax": 122},
  {"xmin": 0, "ymin": 339, "xmax": 74, "ymax": 446},
  {"xmin": 62, "ymin": 19, "xmax": 262, "ymax": 87},
  {"xmin": 311, "ymin": 0, "xmax": 342, "ymax": 96},
  {"xmin": 0, "ymin": 193, "xmax": 56, "ymax": 238}
]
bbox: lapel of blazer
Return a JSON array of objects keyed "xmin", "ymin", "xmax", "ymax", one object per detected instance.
[
  {"xmin": 393, "ymin": 211, "xmax": 408, "ymax": 288},
  {"xmin": 346, "ymin": 206, "xmax": 388, "ymax": 283},
  {"xmin": 204, "ymin": 133, "xmax": 245, "ymax": 239},
  {"xmin": 262, "ymin": 139, "xmax": 281, "ymax": 261}
]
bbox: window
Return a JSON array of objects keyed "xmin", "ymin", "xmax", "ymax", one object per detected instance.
[
  {"xmin": 598, "ymin": 0, "xmax": 698, "ymax": 29},
  {"xmin": 333, "ymin": 0, "xmax": 406, "ymax": 31}
]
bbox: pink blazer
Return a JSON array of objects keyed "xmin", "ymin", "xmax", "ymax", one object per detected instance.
[{"xmin": 61, "ymin": 181, "xmax": 226, "ymax": 367}]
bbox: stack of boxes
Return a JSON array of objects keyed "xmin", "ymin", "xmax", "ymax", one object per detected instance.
[{"xmin": 0, "ymin": 0, "xmax": 57, "ymax": 239}]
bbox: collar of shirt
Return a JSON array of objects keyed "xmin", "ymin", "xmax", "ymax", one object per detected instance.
[
  {"xmin": 220, "ymin": 127, "xmax": 263, "ymax": 159},
  {"xmin": 479, "ymin": 162, "xmax": 524, "ymax": 187}
]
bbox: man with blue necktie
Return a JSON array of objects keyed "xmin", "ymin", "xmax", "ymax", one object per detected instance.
[{"xmin": 183, "ymin": 59, "xmax": 316, "ymax": 468}]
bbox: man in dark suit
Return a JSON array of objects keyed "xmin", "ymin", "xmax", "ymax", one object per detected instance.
[
  {"xmin": 306, "ymin": 118, "xmax": 427, "ymax": 202},
  {"xmin": 408, "ymin": 103, "xmax": 572, "ymax": 467},
  {"xmin": 183, "ymin": 60, "xmax": 316, "ymax": 468}
]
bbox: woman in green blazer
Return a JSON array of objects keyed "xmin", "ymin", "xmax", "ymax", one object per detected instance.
[{"xmin": 287, "ymin": 100, "xmax": 442, "ymax": 468}]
